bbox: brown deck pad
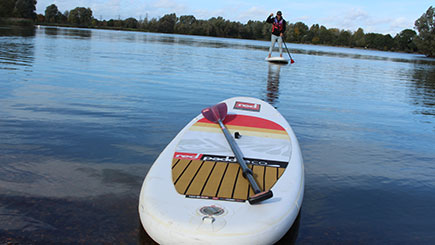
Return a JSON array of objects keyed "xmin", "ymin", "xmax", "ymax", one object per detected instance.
[{"xmin": 172, "ymin": 159, "xmax": 285, "ymax": 202}]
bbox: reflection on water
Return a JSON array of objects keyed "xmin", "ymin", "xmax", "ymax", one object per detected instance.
[
  {"xmin": 0, "ymin": 29, "xmax": 34, "ymax": 71},
  {"xmin": 265, "ymin": 63, "xmax": 282, "ymax": 106},
  {"xmin": 1, "ymin": 26, "xmax": 435, "ymax": 243},
  {"xmin": 410, "ymin": 66, "xmax": 435, "ymax": 116},
  {"xmin": 0, "ymin": 26, "xmax": 35, "ymax": 37},
  {"xmin": 44, "ymin": 26, "xmax": 59, "ymax": 36}
]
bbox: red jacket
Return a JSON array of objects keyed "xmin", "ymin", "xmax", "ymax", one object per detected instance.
[{"xmin": 266, "ymin": 16, "xmax": 286, "ymax": 36}]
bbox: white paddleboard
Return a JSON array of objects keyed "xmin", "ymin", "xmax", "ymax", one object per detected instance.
[
  {"xmin": 265, "ymin": 56, "xmax": 289, "ymax": 64},
  {"xmin": 138, "ymin": 97, "xmax": 304, "ymax": 244}
]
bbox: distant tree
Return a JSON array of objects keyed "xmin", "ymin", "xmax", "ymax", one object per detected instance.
[
  {"xmin": 290, "ymin": 22, "xmax": 308, "ymax": 42},
  {"xmin": 394, "ymin": 29, "xmax": 417, "ymax": 52},
  {"xmin": 13, "ymin": 0, "xmax": 37, "ymax": 19},
  {"xmin": 318, "ymin": 25, "xmax": 333, "ymax": 44},
  {"xmin": 57, "ymin": 11, "xmax": 67, "ymax": 24},
  {"xmin": 124, "ymin": 17, "xmax": 138, "ymax": 28},
  {"xmin": 365, "ymin": 33, "xmax": 395, "ymax": 51},
  {"xmin": 306, "ymin": 24, "xmax": 320, "ymax": 44},
  {"xmin": 176, "ymin": 15, "xmax": 196, "ymax": 34},
  {"xmin": 158, "ymin": 13, "xmax": 177, "ymax": 33},
  {"xmin": 0, "ymin": 0, "xmax": 16, "ymax": 17},
  {"xmin": 36, "ymin": 13, "xmax": 44, "ymax": 22},
  {"xmin": 337, "ymin": 30, "xmax": 352, "ymax": 46},
  {"xmin": 107, "ymin": 19, "xmax": 114, "ymax": 27},
  {"xmin": 68, "ymin": 7, "xmax": 93, "ymax": 26},
  {"xmin": 382, "ymin": 34, "xmax": 395, "ymax": 51},
  {"xmin": 352, "ymin": 28, "xmax": 366, "ymax": 47},
  {"xmin": 414, "ymin": 6, "xmax": 435, "ymax": 57},
  {"xmin": 45, "ymin": 4, "xmax": 59, "ymax": 23}
]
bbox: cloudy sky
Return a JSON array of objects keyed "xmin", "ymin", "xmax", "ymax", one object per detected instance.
[{"xmin": 36, "ymin": 0, "xmax": 433, "ymax": 35}]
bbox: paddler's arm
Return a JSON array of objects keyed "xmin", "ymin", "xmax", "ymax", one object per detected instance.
[{"xmin": 266, "ymin": 13, "xmax": 274, "ymax": 23}]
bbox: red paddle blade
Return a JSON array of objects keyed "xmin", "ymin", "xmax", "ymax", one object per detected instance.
[
  {"xmin": 201, "ymin": 103, "xmax": 228, "ymax": 122},
  {"xmin": 290, "ymin": 59, "xmax": 295, "ymax": 64}
]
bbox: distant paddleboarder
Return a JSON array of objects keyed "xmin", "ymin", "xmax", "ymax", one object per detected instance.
[{"xmin": 266, "ymin": 11, "xmax": 286, "ymax": 58}]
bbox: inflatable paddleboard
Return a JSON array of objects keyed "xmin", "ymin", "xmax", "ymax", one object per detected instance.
[
  {"xmin": 265, "ymin": 56, "xmax": 289, "ymax": 64},
  {"xmin": 139, "ymin": 97, "xmax": 304, "ymax": 244}
]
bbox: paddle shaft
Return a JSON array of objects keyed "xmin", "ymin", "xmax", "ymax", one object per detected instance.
[
  {"xmin": 282, "ymin": 39, "xmax": 294, "ymax": 61},
  {"xmin": 216, "ymin": 119, "xmax": 262, "ymax": 194}
]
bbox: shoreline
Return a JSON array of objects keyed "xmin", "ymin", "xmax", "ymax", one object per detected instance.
[
  {"xmin": 36, "ymin": 23, "xmax": 424, "ymax": 56},
  {"xmin": 0, "ymin": 21, "xmax": 425, "ymax": 57}
]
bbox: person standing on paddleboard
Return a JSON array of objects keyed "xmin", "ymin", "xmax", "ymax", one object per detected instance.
[{"xmin": 266, "ymin": 11, "xmax": 286, "ymax": 58}]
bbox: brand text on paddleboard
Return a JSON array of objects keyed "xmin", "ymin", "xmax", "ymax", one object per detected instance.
[{"xmin": 234, "ymin": 101, "xmax": 261, "ymax": 112}]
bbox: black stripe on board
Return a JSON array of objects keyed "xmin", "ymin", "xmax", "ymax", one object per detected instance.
[
  {"xmin": 215, "ymin": 162, "xmax": 230, "ymax": 197},
  {"xmin": 263, "ymin": 165, "xmax": 266, "ymax": 192},
  {"xmin": 231, "ymin": 166, "xmax": 241, "ymax": 199},
  {"xmin": 247, "ymin": 165, "xmax": 254, "ymax": 200},
  {"xmin": 199, "ymin": 161, "xmax": 217, "ymax": 196},
  {"xmin": 172, "ymin": 159, "xmax": 181, "ymax": 169},
  {"xmin": 174, "ymin": 160, "xmax": 192, "ymax": 185},
  {"xmin": 183, "ymin": 161, "xmax": 204, "ymax": 194}
]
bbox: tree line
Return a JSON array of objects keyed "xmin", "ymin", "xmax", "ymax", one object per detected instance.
[
  {"xmin": 1, "ymin": 1, "xmax": 433, "ymax": 57},
  {"xmin": 0, "ymin": 0, "xmax": 37, "ymax": 19}
]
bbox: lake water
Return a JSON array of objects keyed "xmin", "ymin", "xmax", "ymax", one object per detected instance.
[{"xmin": 1, "ymin": 26, "xmax": 434, "ymax": 244}]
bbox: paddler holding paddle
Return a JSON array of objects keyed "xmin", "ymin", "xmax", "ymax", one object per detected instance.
[{"xmin": 266, "ymin": 11, "xmax": 287, "ymax": 58}]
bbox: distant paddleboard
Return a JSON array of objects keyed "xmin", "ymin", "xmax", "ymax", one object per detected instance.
[{"xmin": 266, "ymin": 56, "xmax": 289, "ymax": 64}]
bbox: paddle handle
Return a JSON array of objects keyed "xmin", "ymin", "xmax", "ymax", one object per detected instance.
[{"xmin": 217, "ymin": 119, "xmax": 262, "ymax": 194}]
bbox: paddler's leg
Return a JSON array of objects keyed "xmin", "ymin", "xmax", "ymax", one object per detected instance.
[
  {"xmin": 268, "ymin": 34, "xmax": 278, "ymax": 58},
  {"xmin": 278, "ymin": 35, "xmax": 283, "ymax": 57}
]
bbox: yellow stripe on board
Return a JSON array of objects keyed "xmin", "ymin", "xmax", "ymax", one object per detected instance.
[
  {"xmin": 192, "ymin": 122, "xmax": 289, "ymax": 135},
  {"xmin": 190, "ymin": 125, "xmax": 289, "ymax": 140}
]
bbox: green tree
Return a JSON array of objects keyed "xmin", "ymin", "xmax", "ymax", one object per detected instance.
[
  {"xmin": 246, "ymin": 20, "xmax": 265, "ymax": 40},
  {"xmin": 414, "ymin": 6, "xmax": 435, "ymax": 57},
  {"xmin": 68, "ymin": 7, "xmax": 93, "ymax": 26},
  {"xmin": 394, "ymin": 29, "xmax": 417, "ymax": 52},
  {"xmin": 0, "ymin": 0, "xmax": 16, "ymax": 17},
  {"xmin": 306, "ymin": 24, "xmax": 320, "ymax": 44},
  {"xmin": 352, "ymin": 28, "xmax": 366, "ymax": 47},
  {"xmin": 158, "ymin": 13, "xmax": 177, "ymax": 33},
  {"xmin": 124, "ymin": 17, "xmax": 138, "ymax": 28},
  {"xmin": 14, "ymin": 0, "xmax": 37, "ymax": 19},
  {"xmin": 318, "ymin": 25, "xmax": 333, "ymax": 44},
  {"xmin": 290, "ymin": 22, "xmax": 308, "ymax": 42},
  {"xmin": 175, "ymin": 15, "xmax": 196, "ymax": 34},
  {"xmin": 45, "ymin": 4, "xmax": 59, "ymax": 23},
  {"xmin": 337, "ymin": 30, "xmax": 352, "ymax": 46}
]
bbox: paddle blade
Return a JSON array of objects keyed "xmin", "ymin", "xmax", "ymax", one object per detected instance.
[
  {"xmin": 201, "ymin": 103, "xmax": 228, "ymax": 122},
  {"xmin": 248, "ymin": 190, "xmax": 273, "ymax": 204},
  {"xmin": 290, "ymin": 59, "xmax": 295, "ymax": 64}
]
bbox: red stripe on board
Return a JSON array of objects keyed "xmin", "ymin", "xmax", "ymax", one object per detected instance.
[{"xmin": 198, "ymin": 115, "xmax": 285, "ymax": 131}]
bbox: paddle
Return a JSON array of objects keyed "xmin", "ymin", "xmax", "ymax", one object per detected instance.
[
  {"xmin": 202, "ymin": 103, "xmax": 273, "ymax": 204},
  {"xmin": 282, "ymin": 38, "xmax": 295, "ymax": 64}
]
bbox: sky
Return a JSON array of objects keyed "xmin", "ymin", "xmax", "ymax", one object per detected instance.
[{"xmin": 36, "ymin": 0, "xmax": 434, "ymax": 35}]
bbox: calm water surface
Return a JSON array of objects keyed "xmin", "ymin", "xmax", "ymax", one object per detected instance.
[{"xmin": 1, "ymin": 26, "xmax": 434, "ymax": 244}]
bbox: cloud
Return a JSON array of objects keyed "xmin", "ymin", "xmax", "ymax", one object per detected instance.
[
  {"xmin": 319, "ymin": 7, "xmax": 411, "ymax": 35},
  {"xmin": 237, "ymin": 6, "xmax": 268, "ymax": 22},
  {"xmin": 150, "ymin": 0, "xmax": 186, "ymax": 12},
  {"xmin": 191, "ymin": 9, "xmax": 226, "ymax": 20}
]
